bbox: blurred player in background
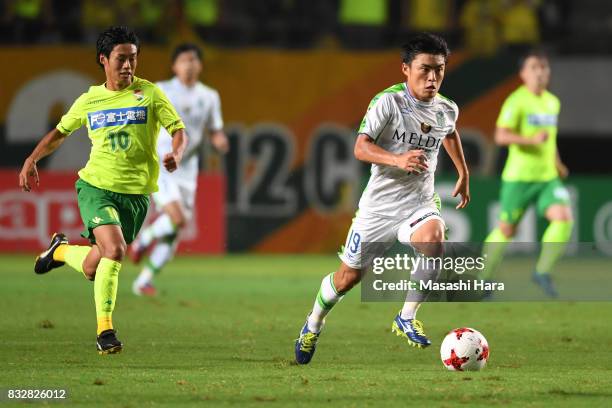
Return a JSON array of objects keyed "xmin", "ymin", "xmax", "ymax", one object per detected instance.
[
  {"xmin": 481, "ymin": 49, "xmax": 572, "ymax": 297},
  {"xmin": 294, "ymin": 33, "xmax": 470, "ymax": 364},
  {"xmin": 130, "ymin": 43, "xmax": 228, "ymax": 296},
  {"xmin": 19, "ymin": 26, "xmax": 187, "ymax": 354}
]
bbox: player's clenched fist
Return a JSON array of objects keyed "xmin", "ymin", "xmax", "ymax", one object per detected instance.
[
  {"xmin": 530, "ymin": 131, "xmax": 548, "ymax": 145},
  {"xmin": 162, "ymin": 152, "xmax": 182, "ymax": 172},
  {"xmin": 393, "ymin": 149, "xmax": 428, "ymax": 173}
]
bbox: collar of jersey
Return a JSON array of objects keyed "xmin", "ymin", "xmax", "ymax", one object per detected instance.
[
  {"xmin": 99, "ymin": 77, "xmax": 139, "ymax": 94},
  {"xmin": 403, "ymin": 82, "xmax": 436, "ymax": 108},
  {"xmin": 519, "ymin": 84, "xmax": 548, "ymax": 99},
  {"xmin": 172, "ymin": 76, "xmax": 199, "ymax": 91}
]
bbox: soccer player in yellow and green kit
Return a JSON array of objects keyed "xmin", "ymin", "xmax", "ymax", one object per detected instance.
[
  {"xmin": 18, "ymin": 26, "xmax": 187, "ymax": 354},
  {"xmin": 482, "ymin": 49, "xmax": 572, "ymax": 297}
]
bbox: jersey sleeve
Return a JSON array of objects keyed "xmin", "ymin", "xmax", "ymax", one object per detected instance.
[
  {"xmin": 207, "ymin": 90, "xmax": 224, "ymax": 131},
  {"xmin": 56, "ymin": 94, "xmax": 87, "ymax": 135},
  {"xmin": 553, "ymin": 94, "xmax": 561, "ymax": 115},
  {"xmin": 358, "ymin": 93, "xmax": 393, "ymax": 141},
  {"xmin": 496, "ymin": 94, "xmax": 521, "ymax": 130},
  {"xmin": 152, "ymin": 85, "xmax": 185, "ymax": 135},
  {"xmin": 448, "ymin": 100, "xmax": 459, "ymax": 134}
]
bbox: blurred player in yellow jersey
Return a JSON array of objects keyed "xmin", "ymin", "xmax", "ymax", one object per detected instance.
[
  {"xmin": 18, "ymin": 26, "xmax": 187, "ymax": 354},
  {"xmin": 482, "ymin": 49, "xmax": 573, "ymax": 297}
]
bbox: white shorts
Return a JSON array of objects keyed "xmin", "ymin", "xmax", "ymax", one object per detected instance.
[
  {"xmin": 339, "ymin": 205, "xmax": 444, "ymax": 270},
  {"xmin": 152, "ymin": 171, "xmax": 197, "ymax": 220}
]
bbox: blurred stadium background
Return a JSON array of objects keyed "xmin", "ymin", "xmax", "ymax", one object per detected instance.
[{"xmin": 1, "ymin": 0, "xmax": 611, "ymax": 255}]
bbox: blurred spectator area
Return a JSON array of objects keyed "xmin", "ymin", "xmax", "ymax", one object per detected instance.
[{"xmin": 1, "ymin": 0, "xmax": 606, "ymax": 54}]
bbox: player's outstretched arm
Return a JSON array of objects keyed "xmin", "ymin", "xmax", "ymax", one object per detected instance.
[
  {"xmin": 494, "ymin": 127, "xmax": 548, "ymax": 146},
  {"xmin": 442, "ymin": 130, "xmax": 470, "ymax": 209},
  {"xmin": 162, "ymin": 129, "xmax": 188, "ymax": 173},
  {"xmin": 354, "ymin": 134, "xmax": 428, "ymax": 173},
  {"xmin": 19, "ymin": 128, "xmax": 68, "ymax": 192}
]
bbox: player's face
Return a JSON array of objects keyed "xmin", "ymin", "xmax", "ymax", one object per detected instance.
[
  {"xmin": 100, "ymin": 43, "xmax": 138, "ymax": 89},
  {"xmin": 173, "ymin": 51, "xmax": 202, "ymax": 85},
  {"xmin": 520, "ymin": 56, "xmax": 550, "ymax": 92},
  {"xmin": 403, "ymin": 53, "xmax": 446, "ymax": 102}
]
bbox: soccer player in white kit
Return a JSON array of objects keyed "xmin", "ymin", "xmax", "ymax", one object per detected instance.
[
  {"xmin": 130, "ymin": 43, "xmax": 228, "ymax": 296},
  {"xmin": 295, "ymin": 33, "xmax": 470, "ymax": 364}
]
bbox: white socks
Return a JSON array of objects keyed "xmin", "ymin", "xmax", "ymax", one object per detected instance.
[
  {"xmin": 307, "ymin": 273, "xmax": 344, "ymax": 333},
  {"xmin": 401, "ymin": 256, "xmax": 441, "ymax": 320},
  {"xmin": 139, "ymin": 214, "xmax": 176, "ymax": 248},
  {"xmin": 135, "ymin": 267, "xmax": 154, "ymax": 288},
  {"xmin": 400, "ymin": 302, "xmax": 421, "ymax": 320},
  {"xmin": 149, "ymin": 239, "xmax": 177, "ymax": 270},
  {"xmin": 135, "ymin": 238, "xmax": 178, "ymax": 287}
]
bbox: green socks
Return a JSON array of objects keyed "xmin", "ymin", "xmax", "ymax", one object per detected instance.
[
  {"xmin": 94, "ymin": 258, "xmax": 122, "ymax": 334},
  {"xmin": 536, "ymin": 221, "xmax": 573, "ymax": 275},
  {"xmin": 482, "ymin": 221, "xmax": 572, "ymax": 280},
  {"xmin": 481, "ymin": 228, "xmax": 511, "ymax": 280},
  {"xmin": 63, "ymin": 245, "xmax": 92, "ymax": 277},
  {"xmin": 57, "ymin": 246, "xmax": 124, "ymax": 334}
]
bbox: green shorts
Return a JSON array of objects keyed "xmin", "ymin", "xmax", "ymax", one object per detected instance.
[
  {"xmin": 499, "ymin": 178, "xmax": 570, "ymax": 225},
  {"xmin": 75, "ymin": 178, "xmax": 149, "ymax": 245}
]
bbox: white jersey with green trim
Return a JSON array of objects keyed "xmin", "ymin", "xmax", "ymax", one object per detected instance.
[
  {"xmin": 357, "ymin": 82, "xmax": 458, "ymax": 218},
  {"xmin": 156, "ymin": 77, "xmax": 224, "ymax": 179}
]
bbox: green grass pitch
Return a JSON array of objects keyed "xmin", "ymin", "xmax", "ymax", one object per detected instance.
[{"xmin": 1, "ymin": 254, "xmax": 611, "ymax": 407}]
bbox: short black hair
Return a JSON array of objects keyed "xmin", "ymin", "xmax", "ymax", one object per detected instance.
[
  {"xmin": 401, "ymin": 33, "xmax": 450, "ymax": 64},
  {"xmin": 171, "ymin": 43, "xmax": 203, "ymax": 64},
  {"xmin": 518, "ymin": 48, "xmax": 549, "ymax": 70},
  {"xmin": 96, "ymin": 26, "xmax": 140, "ymax": 68}
]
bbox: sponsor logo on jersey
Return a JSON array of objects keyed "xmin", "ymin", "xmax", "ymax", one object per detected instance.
[
  {"xmin": 392, "ymin": 129, "xmax": 441, "ymax": 150},
  {"xmin": 88, "ymin": 107, "xmax": 147, "ymax": 130},
  {"xmin": 527, "ymin": 113, "xmax": 557, "ymax": 126},
  {"xmin": 436, "ymin": 111, "xmax": 446, "ymax": 127},
  {"xmin": 134, "ymin": 89, "xmax": 144, "ymax": 100},
  {"xmin": 421, "ymin": 122, "xmax": 432, "ymax": 133}
]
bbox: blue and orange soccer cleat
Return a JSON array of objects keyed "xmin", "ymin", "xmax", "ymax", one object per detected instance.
[
  {"xmin": 295, "ymin": 320, "xmax": 322, "ymax": 365},
  {"xmin": 391, "ymin": 313, "xmax": 432, "ymax": 348}
]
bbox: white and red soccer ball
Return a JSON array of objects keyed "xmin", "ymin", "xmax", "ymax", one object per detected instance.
[{"xmin": 440, "ymin": 328, "xmax": 489, "ymax": 371}]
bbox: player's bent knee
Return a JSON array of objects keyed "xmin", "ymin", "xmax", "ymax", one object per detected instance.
[
  {"xmin": 173, "ymin": 215, "xmax": 187, "ymax": 229},
  {"xmin": 99, "ymin": 243, "xmax": 126, "ymax": 261},
  {"xmin": 499, "ymin": 223, "xmax": 516, "ymax": 239},
  {"xmin": 411, "ymin": 226, "xmax": 444, "ymax": 257},
  {"xmin": 546, "ymin": 205, "xmax": 573, "ymax": 222},
  {"xmin": 165, "ymin": 204, "xmax": 187, "ymax": 229}
]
